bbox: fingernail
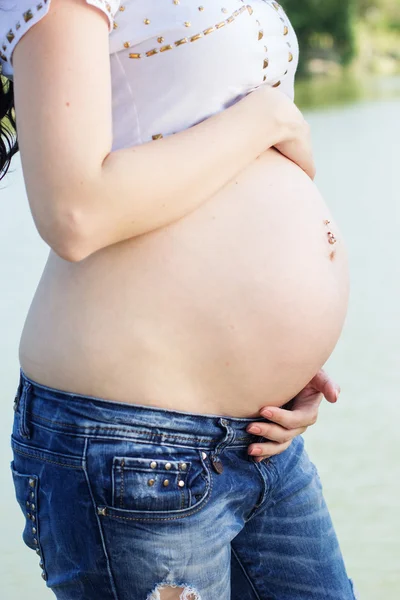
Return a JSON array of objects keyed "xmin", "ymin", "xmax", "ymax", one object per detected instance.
[
  {"xmin": 247, "ymin": 425, "xmax": 261, "ymax": 434},
  {"xmin": 249, "ymin": 446, "xmax": 262, "ymax": 455},
  {"xmin": 261, "ymin": 409, "xmax": 273, "ymax": 419},
  {"xmin": 335, "ymin": 390, "xmax": 340, "ymax": 401}
]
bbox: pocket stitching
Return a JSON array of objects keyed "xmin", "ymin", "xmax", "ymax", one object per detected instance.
[
  {"xmin": 12, "ymin": 446, "xmax": 82, "ymax": 469},
  {"xmin": 103, "ymin": 451, "xmax": 213, "ymax": 522},
  {"xmin": 10, "ymin": 464, "xmax": 48, "ymax": 579}
]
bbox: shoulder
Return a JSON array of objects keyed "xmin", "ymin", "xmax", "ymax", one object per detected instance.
[{"xmin": 0, "ymin": 0, "xmax": 121, "ymax": 80}]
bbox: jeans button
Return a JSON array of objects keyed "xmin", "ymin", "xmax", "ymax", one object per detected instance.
[{"xmin": 210, "ymin": 455, "xmax": 224, "ymax": 474}]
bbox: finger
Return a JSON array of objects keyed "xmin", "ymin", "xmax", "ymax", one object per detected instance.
[
  {"xmin": 248, "ymin": 439, "xmax": 292, "ymax": 458},
  {"xmin": 260, "ymin": 401, "xmax": 320, "ymax": 429},
  {"xmin": 312, "ymin": 369, "xmax": 340, "ymax": 403},
  {"xmin": 246, "ymin": 422, "xmax": 307, "ymax": 443}
]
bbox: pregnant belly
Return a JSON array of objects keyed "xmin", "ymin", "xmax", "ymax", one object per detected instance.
[{"xmin": 19, "ymin": 149, "xmax": 350, "ymax": 418}]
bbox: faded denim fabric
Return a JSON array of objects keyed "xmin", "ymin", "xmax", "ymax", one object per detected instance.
[{"xmin": 10, "ymin": 369, "xmax": 359, "ymax": 600}]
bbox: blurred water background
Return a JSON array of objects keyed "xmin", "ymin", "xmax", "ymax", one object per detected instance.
[{"xmin": 1, "ymin": 0, "xmax": 399, "ymax": 591}]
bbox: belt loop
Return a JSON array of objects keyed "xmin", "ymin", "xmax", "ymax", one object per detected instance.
[
  {"xmin": 210, "ymin": 418, "xmax": 236, "ymax": 474},
  {"xmin": 18, "ymin": 380, "xmax": 32, "ymax": 439}
]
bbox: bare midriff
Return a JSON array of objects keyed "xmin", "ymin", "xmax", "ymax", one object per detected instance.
[{"xmin": 19, "ymin": 148, "xmax": 350, "ymax": 418}]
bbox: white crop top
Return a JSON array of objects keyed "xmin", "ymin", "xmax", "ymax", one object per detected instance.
[{"xmin": 0, "ymin": 0, "xmax": 299, "ymax": 153}]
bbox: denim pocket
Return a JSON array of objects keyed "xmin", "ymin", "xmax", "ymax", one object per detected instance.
[
  {"xmin": 90, "ymin": 440, "xmax": 213, "ymax": 521},
  {"xmin": 10, "ymin": 462, "xmax": 47, "ymax": 579},
  {"xmin": 111, "ymin": 448, "xmax": 210, "ymax": 515},
  {"xmin": 112, "ymin": 455, "xmax": 193, "ymax": 511}
]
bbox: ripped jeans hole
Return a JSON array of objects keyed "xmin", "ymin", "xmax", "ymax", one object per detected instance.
[{"xmin": 146, "ymin": 582, "xmax": 201, "ymax": 600}]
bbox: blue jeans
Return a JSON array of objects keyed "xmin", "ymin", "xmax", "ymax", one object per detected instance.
[{"xmin": 10, "ymin": 369, "xmax": 359, "ymax": 599}]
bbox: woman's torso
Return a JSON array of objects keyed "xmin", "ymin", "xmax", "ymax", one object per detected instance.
[{"xmin": 18, "ymin": 0, "xmax": 350, "ymax": 417}]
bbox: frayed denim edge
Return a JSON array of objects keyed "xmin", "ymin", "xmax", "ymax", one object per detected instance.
[{"xmin": 146, "ymin": 581, "xmax": 201, "ymax": 600}]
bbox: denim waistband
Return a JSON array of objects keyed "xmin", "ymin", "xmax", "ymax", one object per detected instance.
[{"xmin": 15, "ymin": 369, "xmax": 273, "ymax": 450}]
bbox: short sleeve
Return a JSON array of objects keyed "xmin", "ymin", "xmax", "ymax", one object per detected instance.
[{"xmin": 0, "ymin": 0, "xmax": 121, "ymax": 81}]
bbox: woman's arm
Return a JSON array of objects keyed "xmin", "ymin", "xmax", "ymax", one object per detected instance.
[{"xmin": 12, "ymin": 0, "xmax": 312, "ymax": 263}]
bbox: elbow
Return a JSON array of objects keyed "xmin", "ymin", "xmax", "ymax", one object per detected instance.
[{"xmin": 37, "ymin": 206, "xmax": 93, "ymax": 263}]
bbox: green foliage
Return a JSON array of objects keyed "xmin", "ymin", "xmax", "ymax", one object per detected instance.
[{"xmin": 282, "ymin": 0, "xmax": 357, "ymax": 71}]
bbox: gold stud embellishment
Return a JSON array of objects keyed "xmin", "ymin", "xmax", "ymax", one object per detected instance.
[
  {"xmin": 184, "ymin": 21, "xmax": 191, "ymax": 27},
  {"xmin": 6, "ymin": 30, "xmax": 15, "ymax": 43},
  {"xmin": 173, "ymin": 0, "xmax": 180, "ymax": 3},
  {"xmin": 124, "ymin": 41, "xmax": 130, "ymax": 48},
  {"xmin": 97, "ymin": 507, "xmax": 107, "ymax": 516},
  {"xmin": 198, "ymin": 5, "xmax": 204, "ymax": 11},
  {"xmin": 283, "ymin": 25, "xmax": 289, "ymax": 35},
  {"xmin": 157, "ymin": 36, "xmax": 164, "ymax": 43},
  {"xmin": 288, "ymin": 52, "xmax": 293, "ymax": 62},
  {"xmin": 152, "ymin": 133, "xmax": 164, "ymax": 140},
  {"xmin": 23, "ymin": 9, "xmax": 34, "ymax": 23},
  {"xmin": 273, "ymin": 2, "xmax": 280, "ymax": 10},
  {"xmin": 160, "ymin": 44, "xmax": 173, "ymax": 52},
  {"xmin": 144, "ymin": 18, "xmax": 151, "ymax": 24},
  {"xmin": 148, "ymin": 478, "xmax": 155, "ymax": 486},
  {"xmin": 263, "ymin": 59, "xmax": 269, "ymax": 68},
  {"xmin": 272, "ymin": 80, "xmax": 281, "ymax": 87},
  {"xmin": 226, "ymin": 16, "xmax": 234, "ymax": 23},
  {"xmin": 146, "ymin": 48, "xmax": 158, "ymax": 56},
  {"xmin": 150, "ymin": 461, "xmax": 157, "ymax": 469},
  {"xmin": 263, "ymin": 75, "xmax": 267, "ymax": 81},
  {"xmin": 119, "ymin": 5, "xmax": 125, "ymax": 10},
  {"xmin": 215, "ymin": 21, "xmax": 226, "ymax": 28},
  {"xmin": 29, "ymin": 478, "xmax": 36, "ymax": 488},
  {"xmin": 179, "ymin": 462, "xmax": 188, "ymax": 470},
  {"xmin": 190, "ymin": 33, "xmax": 203, "ymax": 41},
  {"xmin": 175, "ymin": 37, "xmax": 188, "ymax": 46},
  {"xmin": 204, "ymin": 26, "xmax": 215, "ymax": 35},
  {"xmin": 247, "ymin": 5, "xmax": 253, "ymax": 15},
  {"xmin": 165, "ymin": 462, "xmax": 172, "ymax": 470},
  {"xmin": 163, "ymin": 479, "xmax": 170, "ymax": 487},
  {"xmin": 178, "ymin": 480, "xmax": 185, "ymax": 487},
  {"xmin": 324, "ymin": 219, "xmax": 331, "ymax": 225},
  {"xmin": 258, "ymin": 30, "xmax": 264, "ymax": 40},
  {"xmin": 113, "ymin": 22, "xmax": 118, "ymax": 29},
  {"xmin": 201, "ymin": 451, "xmax": 207, "ymax": 459},
  {"xmin": 129, "ymin": 52, "xmax": 141, "ymax": 58}
]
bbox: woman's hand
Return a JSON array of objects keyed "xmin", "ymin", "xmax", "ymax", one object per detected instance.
[
  {"xmin": 257, "ymin": 85, "xmax": 316, "ymax": 180},
  {"xmin": 246, "ymin": 369, "xmax": 341, "ymax": 461}
]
